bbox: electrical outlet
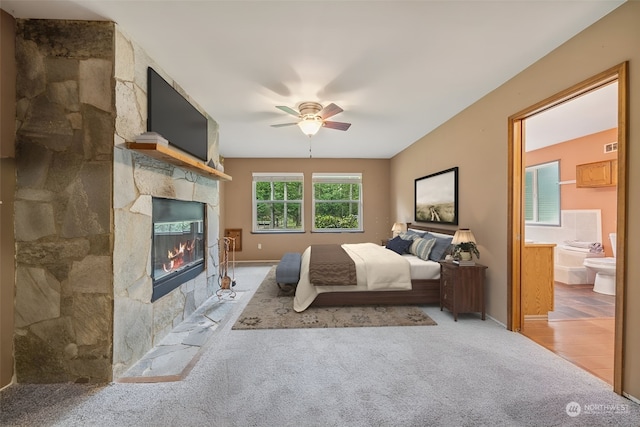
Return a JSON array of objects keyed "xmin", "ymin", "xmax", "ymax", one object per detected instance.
[{"xmin": 258, "ymin": 243, "xmax": 262, "ymax": 249}]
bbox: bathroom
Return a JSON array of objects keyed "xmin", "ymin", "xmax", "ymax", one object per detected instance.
[
  {"xmin": 524, "ymin": 119, "xmax": 618, "ymax": 300},
  {"xmin": 524, "ymin": 122, "xmax": 618, "ymax": 308},
  {"xmin": 527, "ymin": 209, "xmax": 616, "ymax": 297},
  {"xmin": 523, "ymin": 81, "xmax": 618, "ymax": 307},
  {"xmin": 520, "ymin": 83, "xmax": 618, "ymax": 385}
]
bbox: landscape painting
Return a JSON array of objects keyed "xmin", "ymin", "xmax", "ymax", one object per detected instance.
[{"xmin": 414, "ymin": 167, "xmax": 458, "ymax": 225}]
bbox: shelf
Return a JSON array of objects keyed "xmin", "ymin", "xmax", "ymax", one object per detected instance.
[{"xmin": 126, "ymin": 142, "xmax": 232, "ymax": 181}]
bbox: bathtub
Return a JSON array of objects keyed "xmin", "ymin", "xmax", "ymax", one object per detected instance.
[{"xmin": 554, "ymin": 245, "xmax": 604, "ymax": 285}]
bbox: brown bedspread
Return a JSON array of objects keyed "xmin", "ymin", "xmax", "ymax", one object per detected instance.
[{"xmin": 309, "ymin": 244, "xmax": 357, "ymax": 286}]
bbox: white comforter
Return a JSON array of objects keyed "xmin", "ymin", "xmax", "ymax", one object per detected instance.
[{"xmin": 293, "ymin": 243, "xmax": 412, "ymax": 312}]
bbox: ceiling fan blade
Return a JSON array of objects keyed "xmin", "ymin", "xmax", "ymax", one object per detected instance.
[
  {"xmin": 323, "ymin": 121, "xmax": 351, "ymax": 131},
  {"xmin": 319, "ymin": 103, "xmax": 343, "ymax": 120},
  {"xmin": 276, "ymin": 105, "xmax": 300, "ymax": 117},
  {"xmin": 271, "ymin": 122, "xmax": 298, "ymax": 128}
]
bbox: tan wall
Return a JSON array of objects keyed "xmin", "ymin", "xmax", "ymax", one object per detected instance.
[
  {"xmin": 526, "ymin": 128, "xmax": 618, "ymax": 256},
  {"xmin": 0, "ymin": 9, "xmax": 16, "ymax": 389},
  {"xmin": 390, "ymin": 2, "xmax": 640, "ymax": 400},
  {"xmin": 222, "ymin": 158, "xmax": 390, "ymax": 261}
]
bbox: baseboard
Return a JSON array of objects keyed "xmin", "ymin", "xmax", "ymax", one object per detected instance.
[
  {"xmin": 486, "ymin": 314, "xmax": 507, "ymax": 328},
  {"xmin": 524, "ymin": 314, "xmax": 548, "ymax": 321},
  {"xmin": 623, "ymin": 392, "xmax": 640, "ymax": 405},
  {"xmin": 235, "ymin": 260, "xmax": 279, "ymax": 265}
]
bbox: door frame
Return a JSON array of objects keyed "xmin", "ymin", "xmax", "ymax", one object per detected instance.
[{"xmin": 507, "ymin": 62, "xmax": 628, "ymax": 394}]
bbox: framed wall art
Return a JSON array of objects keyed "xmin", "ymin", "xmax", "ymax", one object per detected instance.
[{"xmin": 414, "ymin": 167, "xmax": 458, "ymax": 225}]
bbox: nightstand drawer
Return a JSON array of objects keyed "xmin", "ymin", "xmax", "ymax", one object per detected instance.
[{"xmin": 440, "ymin": 265, "xmax": 453, "ymax": 307}]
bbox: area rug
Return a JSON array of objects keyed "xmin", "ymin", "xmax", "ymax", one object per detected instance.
[{"xmin": 232, "ymin": 267, "xmax": 437, "ymax": 330}]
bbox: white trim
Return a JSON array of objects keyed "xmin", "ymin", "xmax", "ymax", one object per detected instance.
[
  {"xmin": 252, "ymin": 173, "xmax": 304, "ymax": 232},
  {"xmin": 312, "ymin": 172, "xmax": 362, "ymax": 184},
  {"xmin": 252, "ymin": 172, "xmax": 303, "ymax": 182},
  {"xmin": 486, "ymin": 314, "xmax": 507, "ymax": 328},
  {"xmin": 312, "ymin": 172, "xmax": 363, "ymax": 232}
]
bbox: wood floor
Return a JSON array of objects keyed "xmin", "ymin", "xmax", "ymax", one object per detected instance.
[{"xmin": 521, "ymin": 282, "xmax": 615, "ymax": 385}]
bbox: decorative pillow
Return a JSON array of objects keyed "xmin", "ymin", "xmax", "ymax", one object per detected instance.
[
  {"xmin": 405, "ymin": 229, "xmax": 427, "ymax": 239},
  {"xmin": 385, "ymin": 236, "xmax": 413, "ymax": 255},
  {"xmin": 398, "ymin": 231, "xmax": 423, "ymax": 253},
  {"xmin": 409, "ymin": 237, "xmax": 437, "ymax": 261},
  {"xmin": 424, "ymin": 232, "xmax": 454, "ymax": 261},
  {"xmin": 398, "ymin": 232, "xmax": 418, "ymax": 241}
]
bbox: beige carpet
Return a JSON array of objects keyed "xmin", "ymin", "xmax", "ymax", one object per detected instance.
[{"xmin": 232, "ymin": 267, "xmax": 437, "ymax": 330}]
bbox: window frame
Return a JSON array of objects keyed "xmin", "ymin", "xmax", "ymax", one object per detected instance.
[
  {"xmin": 524, "ymin": 160, "xmax": 561, "ymax": 226},
  {"xmin": 252, "ymin": 173, "xmax": 304, "ymax": 233},
  {"xmin": 312, "ymin": 173, "xmax": 363, "ymax": 233}
]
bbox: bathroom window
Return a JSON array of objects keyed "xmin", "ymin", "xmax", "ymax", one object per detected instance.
[{"xmin": 524, "ymin": 160, "xmax": 560, "ymax": 226}]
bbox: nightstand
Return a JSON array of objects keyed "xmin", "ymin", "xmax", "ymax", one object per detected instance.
[{"xmin": 439, "ymin": 261, "xmax": 487, "ymax": 321}]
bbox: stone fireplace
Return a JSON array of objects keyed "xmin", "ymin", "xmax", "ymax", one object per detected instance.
[{"xmin": 13, "ymin": 19, "xmax": 222, "ymax": 383}]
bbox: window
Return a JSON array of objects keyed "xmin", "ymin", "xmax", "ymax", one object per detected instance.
[
  {"xmin": 312, "ymin": 173, "xmax": 362, "ymax": 232},
  {"xmin": 524, "ymin": 161, "xmax": 560, "ymax": 226},
  {"xmin": 252, "ymin": 173, "xmax": 303, "ymax": 232}
]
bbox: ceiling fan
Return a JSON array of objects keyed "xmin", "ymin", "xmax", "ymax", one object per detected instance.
[{"xmin": 271, "ymin": 102, "xmax": 351, "ymax": 137}]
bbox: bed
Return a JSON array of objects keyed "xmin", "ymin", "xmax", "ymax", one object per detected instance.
[{"xmin": 293, "ymin": 224, "xmax": 455, "ymax": 312}]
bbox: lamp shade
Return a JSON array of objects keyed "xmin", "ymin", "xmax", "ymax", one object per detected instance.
[
  {"xmin": 391, "ymin": 222, "xmax": 407, "ymax": 237},
  {"xmin": 297, "ymin": 117, "xmax": 323, "ymax": 136},
  {"xmin": 452, "ymin": 228, "xmax": 476, "ymax": 244}
]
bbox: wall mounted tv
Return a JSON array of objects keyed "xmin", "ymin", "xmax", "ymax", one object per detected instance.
[{"xmin": 147, "ymin": 67, "xmax": 208, "ymax": 161}]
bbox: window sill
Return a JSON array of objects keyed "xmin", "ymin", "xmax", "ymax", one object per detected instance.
[
  {"xmin": 251, "ymin": 230, "xmax": 306, "ymax": 234},
  {"xmin": 311, "ymin": 230, "xmax": 364, "ymax": 234}
]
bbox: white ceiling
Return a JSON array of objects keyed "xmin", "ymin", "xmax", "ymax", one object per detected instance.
[
  {"xmin": 524, "ymin": 81, "xmax": 618, "ymax": 152},
  {"xmin": 0, "ymin": 0, "xmax": 624, "ymax": 159}
]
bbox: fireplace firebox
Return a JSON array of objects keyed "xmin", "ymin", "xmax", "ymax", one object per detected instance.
[{"xmin": 152, "ymin": 198, "xmax": 205, "ymax": 302}]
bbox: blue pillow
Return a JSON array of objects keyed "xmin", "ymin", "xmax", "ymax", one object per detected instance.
[
  {"xmin": 386, "ymin": 236, "xmax": 413, "ymax": 255},
  {"xmin": 424, "ymin": 232, "xmax": 453, "ymax": 261}
]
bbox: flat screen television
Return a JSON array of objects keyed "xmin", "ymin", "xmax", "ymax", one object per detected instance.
[{"xmin": 147, "ymin": 67, "xmax": 208, "ymax": 161}]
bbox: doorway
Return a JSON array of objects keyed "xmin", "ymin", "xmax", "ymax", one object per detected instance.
[{"xmin": 508, "ymin": 63, "xmax": 627, "ymax": 394}]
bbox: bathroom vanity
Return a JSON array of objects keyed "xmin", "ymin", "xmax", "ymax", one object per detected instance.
[{"xmin": 522, "ymin": 243, "xmax": 556, "ymax": 319}]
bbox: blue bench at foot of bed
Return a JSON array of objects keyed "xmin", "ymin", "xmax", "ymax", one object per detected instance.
[{"xmin": 276, "ymin": 252, "xmax": 301, "ymax": 294}]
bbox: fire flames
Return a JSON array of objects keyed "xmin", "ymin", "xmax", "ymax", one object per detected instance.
[{"xmin": 163, "ymin": 240, "xmax": 196, "ymax": 273}]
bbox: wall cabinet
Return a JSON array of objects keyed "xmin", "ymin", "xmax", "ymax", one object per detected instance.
[{"xmin": 576, "ymin": 159, "xmax": 617, "ymax": 188}]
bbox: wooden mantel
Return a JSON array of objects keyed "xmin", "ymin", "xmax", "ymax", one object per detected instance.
[{"xmin": 126, "ymin": 142, "xmax": 232, "ymax": 181}]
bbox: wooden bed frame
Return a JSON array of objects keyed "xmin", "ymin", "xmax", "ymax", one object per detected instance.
[{"xmin": 309, "ymin": 224, "xmax": 455, "ymax": 307}]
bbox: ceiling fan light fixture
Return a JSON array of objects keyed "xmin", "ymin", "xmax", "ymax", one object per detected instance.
[
  {"xmin": 272, "ymin": 102, "xmax": 350, "ymax": 136},
  {"xmin": 297, "ymin": 116, "xmax": 323, "ymax": 137}
]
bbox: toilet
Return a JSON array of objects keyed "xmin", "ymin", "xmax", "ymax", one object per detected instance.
[
  {"xmin": 554, "ymin": 244, "xmax": 604, "ymax": 284},
  {"xmin": 583, "ymin": 233, "xmax": 617, "ymax": 295}
]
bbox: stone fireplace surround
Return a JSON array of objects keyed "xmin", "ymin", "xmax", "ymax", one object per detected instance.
[{"xmin": 14, "ymin": 19, "xmax": 221, "ymax": 382}]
